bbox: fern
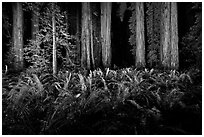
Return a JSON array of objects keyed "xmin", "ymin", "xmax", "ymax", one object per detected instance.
[{"xmin": 3, "ymin": 67, "xmax": 201, "ymax": 134}]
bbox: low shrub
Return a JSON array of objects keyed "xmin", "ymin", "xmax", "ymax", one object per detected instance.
[{"xmin": 2, "ymin": 67, "xmax": 202, "ymax": 135}]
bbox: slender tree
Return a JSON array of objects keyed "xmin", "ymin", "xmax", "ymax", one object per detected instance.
[
  {"xmin": 135, "ymin": 2, "xmax": 145, "ymax": 68},
  {"xmin": 12, "ymin": 2, "xmax": 24, "ymax": 71},
  {"xmin": 31, "ymin": 6, "xmax": 39, "ymax": 40},
  {"xmin": 101, "ymin": 2, "xmax": 112, "ymax": 68},
  {"xmin": 52, "ymin": 3, "xmax": 57, "ymax": 74}
]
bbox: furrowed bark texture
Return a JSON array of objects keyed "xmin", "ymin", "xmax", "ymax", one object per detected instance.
[
  {"xmin": 160, "ymin": 2, "xmax": 179, "ymax": 69},
  {"xmin": 161, "ymin": 2, "xmax": 171, "ymax": 69},
  {"xmin": 12, "ymin": 2, "xmax": 24, "ymax": 71},
  {"xmin": 135, "ymin": 2, "xmax": 145, "ymax": 68},
  {"xmin": 101, "ymin": 2, "xmax": 112, "ymax": 68},
  {"xmin": 170, "ymin": 2, "xmax": 179, "ymax": 69},
  {"xmin": 81, "ymin": 2, "xmax": 95, "ymax": 69},
  {"xmin": 81, "ymin": 2, "xmax": 89, "ymax": 68},
  {"xmin": 90, "ymin": 9, "xmax": 95, "ymax": 69},
  {"xmin": 92, "ymin": 3, "xmax": 102, "ymax": 68}
]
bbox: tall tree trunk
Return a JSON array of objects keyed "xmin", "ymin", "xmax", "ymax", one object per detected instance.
[
  {"xmin": 90, "ymin": 7, "xmax": 95, "ymax": 69},
  {"xmin": 12, "ymin": 2, "xmax": 24, "ymax": 71},
  {"xmin": 170, "ymin": 2, "xmax": 179, "ymax": 69},
  {"xmin": 160, "ymin": 2, "xmax": 179, "ymax": 69},
  {"xmin": 52, "ymin": 3, "xmax": 57, "ymax": 74},
  {"xmin": 160, "ymin": 2, "xmax": 171, "ymax": 69},
  {"xmin": 31, "ymin": 8, "xmax": 39, "ymax": 40},
  {"xmin": 92, "ymin": 3, "xmax": 102, "ymax": 68},
  {"xmin": 76, "ymin": 5, "xmax": 80, "ymax": 65},
  {"xmin": 81, "ymin": 2, "xmax": 94, "ymax": 69},
  {"xmin": 81, "ymin": 2, "xmax": 90, "ymax": 69},
  {"xmin": 101, "ymin": 2, "xmax": 112, "ymax": 68},
  {"xmin": 135, "ymin": 2, "xmax": 145, "ymax": 68}
]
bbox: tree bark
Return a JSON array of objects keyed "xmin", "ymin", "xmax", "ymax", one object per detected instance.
[
  {"xmin": 92, "ymin": 3, "xmax": 102, "ymax": 68},
  {"xmin": 81, "ymin": 2, "xmax": 93, "ymax": 69},
  {"xmin": 52, "ymin": 3, "xmax": 57, "ymax": 74},
  {"xmin": 160, "ymin": 2, "xmax": 179, "ymax": 69},
  {"xmin": 135, "ymin": 2, "xmax": 145, "ymax": 68},
  {"xmin": 12, "ymin": 2, "xmax": 24, "ymax": 71},
  {"xmin": 170, "ymin": 2, "xmax": 179, "ymax": 69},
  {"xmin": 160, "ymin": 2, "xmax": 171, "ymax": 69},
  {"xmin": 101, "ymin": 2, "xmax": 112, "ymax": 68},
  {"xmin": 90, "ymin": 7, "xmax": 95, "ymax": 69}
]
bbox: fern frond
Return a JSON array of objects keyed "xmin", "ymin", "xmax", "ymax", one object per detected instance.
[
  {"xmin": 63, "ymin": 72, "xmax": 72, "ymax": 90},
  {"xmin": 32, "ymin": 74, "xmax": 44, "ymax": 96},
  {"xmin": 78, "ymin": 73, "xmax": 87, "ymax": 91}
]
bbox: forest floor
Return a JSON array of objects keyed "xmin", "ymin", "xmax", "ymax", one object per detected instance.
[{"xmin": 2, "ymin": 67, "xmax": 202, "ymax": 135}]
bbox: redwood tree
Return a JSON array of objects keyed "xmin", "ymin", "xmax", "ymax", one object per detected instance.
[
  {"xmin": 101, "ymin": 2, "xmax": 112, "ymax": 68},
  {"xmin": 135, "ymin": 2, "xmax": 145, "ymax": 68},
  {"xmin": 170, "ymin": 2, "xmax": 179, "ymax": 69},
  {"xmin": 12, "ymin": 2, "xmax": 24, "ymax": 71},
  {"xmin": 81, "ymin": 2, "xmax": 94, "ymax": 69},
  {"xmin": 160, "ymin": 2, "xmax": 179, "ymax": 69},
  {"xmin": 92, "ymin": 3, "xmax": 101, "ymax": 68},
  {"xmin": 160, "ymin": 2, "xmax": 171, "ymax": 68}
]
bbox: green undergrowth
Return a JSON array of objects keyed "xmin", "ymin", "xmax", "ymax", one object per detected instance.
[{"xmin": 2, "ymin": 67, "xmax": 202, "ymax": 135}]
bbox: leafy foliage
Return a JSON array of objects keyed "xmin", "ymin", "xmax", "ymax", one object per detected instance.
[
  {"xmin": 3, "ymin": 68, "xmax": 201, "ymax": 134},
  {"xmin": 180, "ymin": 2, "xmax": 202, "ymax": 70},
  {"xmin": 2, "ymin": 3, "xmax": 14, "ymax": 69},
  {"xmin": 24, "ymin": 3, "xmax": 79, "ymax": 74},
  {"xmin": 128, "ymin": 3, "xmax": 137, "ymax": 56},
  {"xmin": 145, "ymin": 3, "xmax": 161, "ymax": 68}
]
